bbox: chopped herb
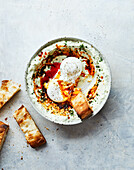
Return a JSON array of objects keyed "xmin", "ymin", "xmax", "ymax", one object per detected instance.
[
  {"xmin": 99, "ymin": 56, "xmax": 103, "ymax": 62},
  {"xmin": 79, "ymin": 44, "xmax": 86, "ymax": 52},
  {"xmin": 38, "ymin": 89, "xmax": 42, "ymax": 93},
  {"xmin": 96, "ymin": 66, "xmax": 100, "ymax": 68},
  {"xmin": 65, "ymin": 41, "xmax": 67, "ymax": 46},
  {"xmin": 99, "ymin": 69, "xmax": 101, "ymax": 72},
  {"xmin": 89, "ymin": 101, "xmax": 93, "ymax": 104},
  {"xmin": 69, "ymin": 110, "xmax": 74, "ymax": 115},
  {"xmin": 31, "ymin": 90, "xmax": 35, "ymax": 94},
  {"xmin": 96, "ymin": 93, "xmax": 99, "ymax": 96}
]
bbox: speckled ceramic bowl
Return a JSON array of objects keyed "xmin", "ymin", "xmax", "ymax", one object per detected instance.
[{"xmin": 25, "ymin": 37, "xmax": 112, "ymax": 125}]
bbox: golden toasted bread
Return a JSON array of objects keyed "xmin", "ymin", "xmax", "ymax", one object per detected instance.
[
  {"xmin": 0, "ymin": 80, "xmax": 21, "ymax": 109},
  {"xmin": 0, "ymin": 121, "xmax": 9, "ymax": 151},
  {"xmin": 71, "ymin": 91, "xmax": 93, "ymax": 119},
  {"xmin": 13, "ymin": 105, "xmax": 46, "ymax": 148}
]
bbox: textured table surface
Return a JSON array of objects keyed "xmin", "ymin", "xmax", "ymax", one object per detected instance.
[{"xmin": 0, "ymin": 0, "xmax": 134, "ymax": 170}]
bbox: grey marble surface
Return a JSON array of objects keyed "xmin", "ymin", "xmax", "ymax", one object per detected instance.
[{"xmin": 0, "ymin": 0, "xmax": 134, "ymax": 170}]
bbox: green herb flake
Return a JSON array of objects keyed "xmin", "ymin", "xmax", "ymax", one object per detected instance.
[
  {"xmin": 38, "ymin": 89, "xmax": 42, "ymax": 93},
  {"xmin": 80, "ymin": 44, "xmax": 84, "ymax": 50},
  {"xmin": 99, "ymin": 56, "xmax": 103, "ymax": 62},
  {"xmin": 79, "ymin": 44, "xmax": 86, "ymax": 52},
  {"xmin": 96, "ymin": 66, "xmax": 100, "ymax": 68},
  {"xmin": 65, "ymin": 41, "xmax": 67, "ymax": 46},
  {"xmin": 69, "ymin": 110, "xmax": 74, "ymax": 116}
]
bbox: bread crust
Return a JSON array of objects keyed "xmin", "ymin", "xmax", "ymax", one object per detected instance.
[
  {"xmin": 13, "ymin": 105, "xmax": 46, "ymax": 148},
  {"xmin": 0, "ymin": 121, "xmax": 9, "ymax": 151},
  {"xmin": 0, "ymin": 80, "xmax": 21, "ymax": 109},
  {"xmin": 71, "ymin": 91, "xmax": 93, "ymax": 119}
]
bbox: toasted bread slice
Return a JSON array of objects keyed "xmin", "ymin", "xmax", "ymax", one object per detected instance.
[
  {"xmin": 13, "ymin": 105, "xmax": 46, "ymax": 148},
  {"xmin": 71, "ymin": 91, "xmax": 93, "ymax": 119},
  {"xmin": 0, "ymin": 121, "xmax": 9, "ymax": 151},
  {"xmin": 0, "ymin": 80, "xmax": 21, "ymax": 109}
]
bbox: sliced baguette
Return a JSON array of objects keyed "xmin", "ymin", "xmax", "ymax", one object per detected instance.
[
  {"xmin": 71, "ymin": 91, "xmax": 93, "ymax": 119},
  {"xmin": 13, "ymin": 105, "xmax": 46, "ymax": 148},
  {"xmin": 0, "ymin": 80, "xmax": 21, "ymax": 109},
  {"xmin": 0, "ymin": 121, "xmax": 9, "ymax": 151}
]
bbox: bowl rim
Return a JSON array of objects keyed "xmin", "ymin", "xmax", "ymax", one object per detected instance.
[{"xmin": 25, "ymin": 37, "xmax": 112, "ymax": 125}]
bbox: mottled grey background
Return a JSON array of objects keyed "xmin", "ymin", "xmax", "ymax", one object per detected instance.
[{"xmin": 0, "ymin": 0, "xmax": 134, "ymax": 170}]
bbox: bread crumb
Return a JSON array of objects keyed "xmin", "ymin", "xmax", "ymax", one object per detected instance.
[{"xmin": 44, "ymin": 127, "xmax": 49, "ymax": 130}]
